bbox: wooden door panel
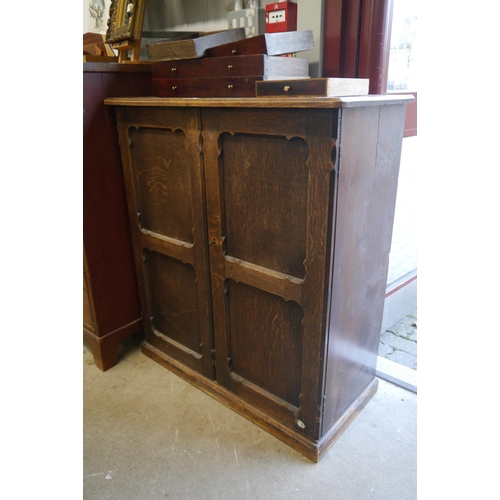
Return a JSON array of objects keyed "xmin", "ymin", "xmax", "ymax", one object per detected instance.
[
  {"xmin": 145, "ymin": 251, "xmax": 203, "ymax": 355},
  {"xmin": 203, "ymin": 108, "xmax": 337, "ymax": 438},
  {"xmin": 227, "ymin": 280, "xmax": 304, "ymax": 408},
  {"xmin": 129, "ymin": 127, "xmax": 194, "ymax": 243},
  {"xmin": 222, "ymin": 133, "xmax": 308, "ymax": 279},
  {"xmin": 115, "ymin": 107, "xmax": 214, "ymax": 379}
]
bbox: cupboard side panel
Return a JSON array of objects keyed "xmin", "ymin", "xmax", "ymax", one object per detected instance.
[{"xmin": 322, "ymin": 104, "xmax": 407, "ymax": 435}]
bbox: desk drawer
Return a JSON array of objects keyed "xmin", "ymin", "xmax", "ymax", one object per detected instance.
[
  {"xmin": 153, "ymin": 76, "xmax": 260, "ymax": 97},
  {"xmin": 152, "ymin": 54, "xmax": 308, "ymax": 79}
]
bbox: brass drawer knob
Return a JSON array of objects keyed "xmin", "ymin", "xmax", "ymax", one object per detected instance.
[
  {"xmin": 228, "ymin": 84, "xmax": 234, "ymax": 89},
  {"xmin": 171, "ymin": 67, "xmax": 177, "ymax": 72},
  {"xmin": 172, "ymin": 86, "xmax": 177, "ymax": 91},
  {"xmin": 228, "ymin": 65, "xmax": 234, "ymax": 69},
  {"xmin": 284, "ymin": 85, "xmax": 291, "ymax": 92},
  {"xmin": 231, "ymin": 49, "xmax": 237, "ymax": 54}
]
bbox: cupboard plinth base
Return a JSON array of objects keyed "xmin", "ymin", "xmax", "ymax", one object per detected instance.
[
  {"xmin": 141, "ymin": 340, "xmax": 378, "ymax": 463},
  {"xmin": 84, "ymin": 319, "xmax": 142, "ymax": 371}
]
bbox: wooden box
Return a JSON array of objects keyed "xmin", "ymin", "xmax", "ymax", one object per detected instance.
[
  {"xmin": 153, "ymin": 76, "xmax": 266, "ymax": 98},
  {"xmin": 147, "ymin": 29, "xmax": 246, "ymax": 62},
  {"xmin": 152, "ymin": 55, "xmax": 309, "ymax": 97},
  {"xmin": 152, "ymin": 54, "xmax": 308, "ymax": 79},
  {"xmin": 205, "ymin": 30, "xmax": 313, "ymax": 57},
  {"xmin": 106, "ymin": 94, "xmax": 412, "ymax": 461},
  {"xmin": 256, "ymin": 77, "xmax": 370, "ymax": 97}
]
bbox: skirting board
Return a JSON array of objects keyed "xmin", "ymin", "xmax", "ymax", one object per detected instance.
[
  {"xmin": 141, "ymin": 341, "xmax": 378, "ymax": 462},
  {"xmin": 376, "ymin": 356, "xmax": 417, "ymax": 393}
]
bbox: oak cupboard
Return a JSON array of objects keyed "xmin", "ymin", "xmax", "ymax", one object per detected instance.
[{"xmin": 106, "ymin": 95, "xmax": 411, "ymax": 461}]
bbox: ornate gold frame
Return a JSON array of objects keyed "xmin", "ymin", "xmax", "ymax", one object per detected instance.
[{"xmin": 105, "ymin": 0, "xmax": 145, "ymax": 44}]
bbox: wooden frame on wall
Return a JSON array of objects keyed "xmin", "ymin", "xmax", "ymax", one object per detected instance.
[{"xmin": 105, "ymin": 0, "xmax": 147, "ymax": 62}]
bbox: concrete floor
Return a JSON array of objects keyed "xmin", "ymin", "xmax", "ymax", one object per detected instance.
[{"xmin": 84, "ymin": 337, "xmax": 416, "ymax": 500}]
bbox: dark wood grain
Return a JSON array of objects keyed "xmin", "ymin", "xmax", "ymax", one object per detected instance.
[
  {"xmin": 129, "ymin": 127, "xmax": 194, "ymax": 243},
  {"xmin": 205, "ymin": 30, "xmax": 313, "ymax": 58},
  {"xmin": 321, "ymin": 104, "xmax": 407, "ymax": 433},
  {"xmin": 202, "ymin": 107, "xmax": 336, "ymax": 439},
  {"xmin": 107, "ymin": 95, "xmax": 411, "ymax": 460},
  {"xmin": 227, "ymin": 280, "xmax": 304, "ymax": 406},
  {"xmin": 153, "ymin": 76, "xmax": 262, "ymax": 97},
  {"xmin": 152, "ymin": 54, "xmax": 309, "ymax": 79},
  {"xmin": 222, "ymin": 131, "xmax": 309, "ymax": 278},
  {"xmin": 147, "ymin": 28, "xmax": 245, "ymax": 62},
  {"xmin": 115, "ymin": 106, "xmax": 215, "ymax": 379},
  {"xmin": 294, "ymin": 110, "xmax": 338, "ymax": 439},
  {"xmin": 224, "ymin": 257, "xmax": 303, "ymax": 305}
]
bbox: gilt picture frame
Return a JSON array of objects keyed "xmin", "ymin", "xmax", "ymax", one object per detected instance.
[{"xmin": 105, "ymin": 0, "xmax": 146, "ymax": 45}]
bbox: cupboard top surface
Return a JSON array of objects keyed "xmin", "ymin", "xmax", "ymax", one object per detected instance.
[{"xmin": 104, "ymin": 94, "xmax": 413, "ymax": 109}]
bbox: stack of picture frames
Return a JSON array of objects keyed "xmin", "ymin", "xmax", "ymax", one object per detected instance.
[{"xmin": 105, "ymin": 0, "xmax": 147, "ymax": 62}]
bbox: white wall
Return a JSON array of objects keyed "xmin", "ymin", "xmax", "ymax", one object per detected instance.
[{"xmin": 83, "ymin": 1, "xmax": 112, "ymax": 34}]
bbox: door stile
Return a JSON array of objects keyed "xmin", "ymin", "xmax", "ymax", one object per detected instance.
[
  {"xmin": 201, "ymin": 121, "xmax": 232, "ymax": 388},
  {"xmin": 185, "ymin": 111, "xmax": 215, "ymax": 379},
  {"xmin": 202, "ymin": 108, "xmax": 337, "ymax": 436},
  {"xmin": 115, "ymin": 106, "xmax": 214, "ymax": 379},
  {"xmin": 295, "ymin": 111, "xmax": 338, "ymax": 439}
]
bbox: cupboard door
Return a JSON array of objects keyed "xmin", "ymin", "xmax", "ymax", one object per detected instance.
[
  {"xmin": 202, "ymin": 108, "xmax": 338, "ymax": 439},
  {"xmin": 115, "ymin": 107, "xmax": 214, "ymax": 379}
]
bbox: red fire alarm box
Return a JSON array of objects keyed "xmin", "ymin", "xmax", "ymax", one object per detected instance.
[{"xmin": 265, "ymin": 2, "xmax": 297, "ymax": 33}]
